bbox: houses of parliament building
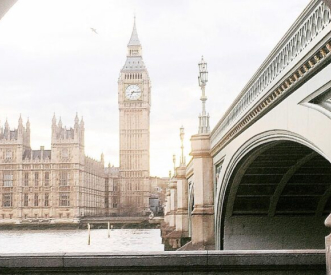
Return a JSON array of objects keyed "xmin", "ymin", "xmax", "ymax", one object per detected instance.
[{"xmin": 0, "ymin": 19, "xmax": 166, "ymax": 224}]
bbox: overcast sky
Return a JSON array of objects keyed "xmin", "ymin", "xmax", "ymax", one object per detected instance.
[{"xmin": 0, "ymin": 0, "xmax": 311, "ymax": 177}]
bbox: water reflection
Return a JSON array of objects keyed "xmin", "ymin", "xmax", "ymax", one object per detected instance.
[{"xmin": 0, "ymin": 229, "xmax": 164, "ymax": 253}]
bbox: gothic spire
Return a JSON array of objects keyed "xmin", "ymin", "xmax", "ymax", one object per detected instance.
[
  {"xmin": 128, "ymin": 15, "xmax": 141, "ymax": 46},
  {"xmin": 18, "ymin": 114, "xmax": 23, "ymax": 135},
  {"xmin": 18, "ymin": 114, "xmax": 23, "ymax": 126},
  {"xmin": 5, "ymin": 118, "xmax": 9, "ymax": 129},
  {"xmin": 52, "ymin": 113, "xmax": 56, "ymax": 126},
  {"xmin": 74, "ymin": 112, "xmax": 79, "ymax": 129},
  {"xmin": 75, "ymin": 112, "xmax": 79, "ymax": 124},
  {"xmin": 26, "ymin": 117, "xmax": 30, "ymax": 131},
  {"xmin": 80, "ymin": 116, "xmax": 84, "ymax": 128}
]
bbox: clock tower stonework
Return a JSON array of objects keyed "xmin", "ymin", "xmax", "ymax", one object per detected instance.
[{"xmin": 118, "ymin": 18, "xmax": 151, "ymax": 216}]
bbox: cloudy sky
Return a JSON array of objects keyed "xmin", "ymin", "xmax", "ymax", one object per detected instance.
[{"xmin": 0, "ymin": 0, "xmax": 311, "ymax": 177}]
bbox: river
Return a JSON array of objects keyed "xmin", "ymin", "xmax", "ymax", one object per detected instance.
[{"xmin": 0, "ymin": 229, "xmax": 164, "ymax": 253}]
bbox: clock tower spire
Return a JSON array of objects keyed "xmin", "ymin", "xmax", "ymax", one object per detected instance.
[
  {"xmin": 117, "ymin": 16, "xmax": 151, "ymax": 216},
  {"xmin": 127, "ymin": 15, "xmax": 142, "ymax": 56}
]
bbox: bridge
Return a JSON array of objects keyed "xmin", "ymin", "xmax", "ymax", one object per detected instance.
[
  {"xmin": 80, "ymin": 216, "xmax": 147, "ymax": 225},
  {"xmin": 211, "ymin": 0, "xmax": 331, "ymax": 251},
  {"xmin": 80, "ymin": 216, "xmax": 162, "ymax": 228},
  {"xmin": 162, "ymin": 0, "xmax": 331, "ymax": 265}
]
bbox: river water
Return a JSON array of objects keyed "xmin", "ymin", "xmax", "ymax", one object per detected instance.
[{"xmin": 0, "ymin": 229, "xmax": 164, "ymax": 253}]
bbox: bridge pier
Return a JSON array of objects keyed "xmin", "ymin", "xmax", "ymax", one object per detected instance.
[
  {"xmin": 161, "ymin": 189, "xmax": 172, "ymax": 244},
  {"xmin": 162, "ymin": 167, "xmax": 191, "ymax": 250},
  {"xmin": 175, "ymin": 166, "xmax": 189, "ymax": 239},
  {"xmin": 183, "ymin": 133, "xmax": 214, "ymax": 250},
  {"xmin": 161, "ymin": 180, "xmax": 176, "ymax": 249},
  {"xmin": 163, "ymin": 178, "xmax": 178, "ymax": 250}
]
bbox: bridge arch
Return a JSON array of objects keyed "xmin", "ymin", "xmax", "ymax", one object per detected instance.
[{"xmin": 216, "ymin": 130, "xmax": 331, "ymax": 250}]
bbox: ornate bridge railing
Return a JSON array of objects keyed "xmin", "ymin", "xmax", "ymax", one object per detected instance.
[{"xmin": 210, "ymin": 0, "xmax": 331, "ymax": 155}]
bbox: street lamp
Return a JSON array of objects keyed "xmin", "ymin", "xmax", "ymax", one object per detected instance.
[
  {"xmin": 172, "ymin": 154, "xmax": 176, "ymax": 176},
  {"xmin": 198, "ymin": 56, "xmax": 210, "ymax": 134},
  {"xmin": 198, "ymin": 56, "xmax": 208, "ymax": 86},
  {"xmin": 179, "ymin": 126, "xmax": 185, "ymax": 166}
]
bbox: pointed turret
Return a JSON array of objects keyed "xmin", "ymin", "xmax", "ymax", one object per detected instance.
[
  {"xmin": 4, "ymin": 118, "xmax": 9, "ymax": 139},
  {"xmin": 79, "ymin": 116, "xmax": 85, "ymax": 145},
  {"xmin": 128, "ymin": 16, "xmax": 141, "ymax": 47},
  {"xmin": 74, "ymin": 112, "xmax": 79, "ymax": 132},
  {"xmin": 101, "ymin": 152, "xmax": 104, "ymax": 164},
  {"xmin": 52, "ymin": 113, "xmax": 56, "ymax": 126},
  {"xmin": 122, "ymin": 16, "xmax": 146, "ymax": 73},
  {"xmin": 80, "ymin": 116, "xmax": 84, "ymax": 128},
  {"xmin": 51, "ymin": 113, "xmax": 57, "ymax": 141},
  {"xmin": 75, "ymin": 112, "xmax": 79, "ymax": 124},
  {"xmin": 25, "ymin": 118, "xmax": 31, "ymax": 146},
  {"xmin": 5, "ymin": 118, "xmax": 9, "ymax": 130},
  {"xmin": 126, "ymin": 16, "xmax": 142, "ymax": 58},
  {"xmin": 26, "ymin": 118, "xmax": 30, "ymax": 131},
  {"xmin": 18, "ymin": 114, "xmax": 23, "ymax": 127},
  {"xmin": 18, "ymin": 114, "xmax": 23, "ymax": 137},
  {"xmin": 58, "ymin": 117, "xmax": 62, "ymax": 128}
]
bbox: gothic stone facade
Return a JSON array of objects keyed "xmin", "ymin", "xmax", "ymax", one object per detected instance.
[
  {"xmin": 0, "ymin": 115, "xmax": 106, "ymax": 224},
  {"xmin": 0, "ymin": 19, "xmax": 165, "ymax": 221}
]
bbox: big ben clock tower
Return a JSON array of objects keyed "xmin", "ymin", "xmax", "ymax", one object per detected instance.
[{"xmin": 118, "ymin": 17, "xmax": 151, "ymax": 216}]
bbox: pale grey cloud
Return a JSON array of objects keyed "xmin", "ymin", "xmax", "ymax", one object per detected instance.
[{"xmin": 0, "ymin": 0, "xmax": 311, "ymax": 176}]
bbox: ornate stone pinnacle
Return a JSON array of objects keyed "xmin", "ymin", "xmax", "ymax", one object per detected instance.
[{"xmin": 198, "ymin": 56, "xmax": 210, "ymax": 134}]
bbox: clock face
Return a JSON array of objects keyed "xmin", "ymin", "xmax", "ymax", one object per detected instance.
[{"xmin": 125, "ymin": 85, "xmax": 141, "ymax": 100}]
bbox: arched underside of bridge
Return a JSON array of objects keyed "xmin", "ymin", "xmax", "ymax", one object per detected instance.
[{"xmin": 221, "ymin": 140, "xmax": 331, "ymax": 250}]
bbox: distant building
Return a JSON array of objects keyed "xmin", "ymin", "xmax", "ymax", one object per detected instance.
[
  {"xmin": 0, "ymin": 114, "xmax": 168, "ymax": 223},
  {"xmin": 0, "ymin": 115, "xmax": 105, "ymax": 224},
  {"xmin": 104, "ymin": 165, "xmax": 119, "ymax": 216},
  {"xmin": 0, "ymin": 18, "xmax": 167, "ymax": 223},
  {"xmin": 150, "ymin": 176, "xmax": 168, "ymax": 214}
]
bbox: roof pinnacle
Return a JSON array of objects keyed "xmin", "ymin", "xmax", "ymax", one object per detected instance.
[
  {"xmin": 128, "ymin": 15, "xmax": 141, "ymax": 46},
  {"xmin": 75, "ymin": 112, "xmax": 79, "ymax": 124}
]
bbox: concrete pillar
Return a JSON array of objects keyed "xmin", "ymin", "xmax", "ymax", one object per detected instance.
[
  {"xmin": 325, "ymin": 214, "xmax": 331, "ymax": 274},
  {"xmin": 175, "ymin": 166, "xmax": 188, "ymax": 233},
  {"xmin": 169, "ymin": 179, "xmax": 177, "ymax": 228},
  {"xmin": 190, "ymin": 133, "xmax": 214, "ymax": 249}
]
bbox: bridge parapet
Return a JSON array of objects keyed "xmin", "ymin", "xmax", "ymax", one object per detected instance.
[
  {"xmin": 0, "ymin": 251, "xmax": 325, "ymax": 274},
  {"xmin": 211, "ymin": 0, "xmax": 331, "ymax": 154}
]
